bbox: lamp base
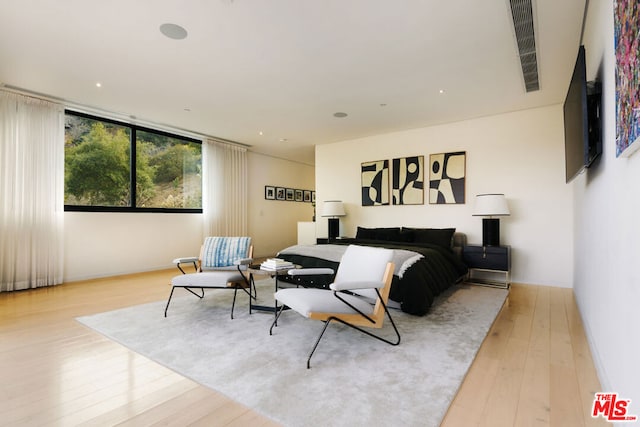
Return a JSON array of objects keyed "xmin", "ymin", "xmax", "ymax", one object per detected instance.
[
  {"xmin": 328, "ymin": 218, "xmax": 339, "ymax": 242},
  {"xmin": 482, "ymin": 218, "xmax": 501, "ymax": 246}
]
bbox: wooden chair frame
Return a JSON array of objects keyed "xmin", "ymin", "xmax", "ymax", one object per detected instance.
[{"xmin": 270, "ymin": 261, "xmax": 400, "ymax": 368}]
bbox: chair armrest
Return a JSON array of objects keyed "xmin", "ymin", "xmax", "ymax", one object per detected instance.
[
  {"xmin": 330, "ymin": 280, "xmax": 384, "ymax": 291},
  {"xmin": 287, "ymin": 268, "xmax": 335, "ymax": 276},
  {"xmin": 172, "ymin": 256, "xmax": 199, "ymax": 264},
  {"xmin": 235, "ymin": 257, "xmax": 253, "ymax": 265}
]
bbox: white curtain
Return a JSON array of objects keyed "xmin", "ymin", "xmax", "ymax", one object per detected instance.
[
  {"xmin": 0, "ymin": 92, "xmax": 65, "ymax": 291},
  {"xmin": 202, "ymin": 139, "xmax": 248, "ymax": 237}
]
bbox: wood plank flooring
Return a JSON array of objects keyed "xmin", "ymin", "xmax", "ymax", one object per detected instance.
[{"xmin": 0, "ymin": 271, "xmax": 606, "ymax": 426}]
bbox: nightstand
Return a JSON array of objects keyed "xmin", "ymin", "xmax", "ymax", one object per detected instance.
[{"xmin": 462, "ymin": 245, "xmax": 511, "ymax": 289}]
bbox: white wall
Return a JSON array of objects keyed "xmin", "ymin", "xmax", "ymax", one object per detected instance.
[
  {"xmin": 248, "ymin": 152, "xmax": 315, "ymax": 258},
  {"xmin": 316, "ymin": 104, "xmax": 573, "ymax": 287},
  {"xmin": 64, "ymin": 211, "xmax": 203, "ymax": 281},
  {"xmin": 64, "ymin": 151, "xmax": 315, "ymax": 281},
  {"xmin": 574, "ymin": 0, "xmax": 640, "ymax": 405}
]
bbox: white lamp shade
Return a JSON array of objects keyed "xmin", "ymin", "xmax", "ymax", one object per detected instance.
[
  {"xmin": 472, "ymin": 193, "xmax": 510, "ymax": 216},
  {"xmin": 321, "ymin": 200, "xmax": 346, "ymax": 217}
]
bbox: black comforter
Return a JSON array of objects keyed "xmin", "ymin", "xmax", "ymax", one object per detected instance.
[{"xmin": 277, "ymin": 239, "xmax": 468, "ymax": 316}]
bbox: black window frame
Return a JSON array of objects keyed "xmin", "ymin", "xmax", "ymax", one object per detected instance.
[{"xmin": 64, "ymin": 110, "xmax": 203, "ymax": 214}]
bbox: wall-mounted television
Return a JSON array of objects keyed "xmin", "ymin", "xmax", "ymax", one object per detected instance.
[{"xmin": 563, "ymin": 45, "xmax": 602, "ymax": 183}]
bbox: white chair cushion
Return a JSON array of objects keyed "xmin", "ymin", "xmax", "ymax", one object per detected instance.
[
  {"xmin": 171, "ymin": 271, "xmax": 245, "ymax": 287},
  {"xmin": 275, "ymin": 288, "xmax": 374, "ymax": 318},
  {"xmin": 334, "ymin": 245, "xmax": 394, "ymax": 284}
]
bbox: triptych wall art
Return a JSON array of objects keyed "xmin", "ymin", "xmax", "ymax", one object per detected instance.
[
  {"xmin": 614, "ymin": 0, "xmax": 640, "ymax": 157},
  {"xmin": 361, "ymin": 152, "xmax": 466, "ymax": 206}
]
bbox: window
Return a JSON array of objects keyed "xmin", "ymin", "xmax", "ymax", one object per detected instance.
[{"xmin": 64, "ymin": 111, "xmax": 202, "ymax": 212}]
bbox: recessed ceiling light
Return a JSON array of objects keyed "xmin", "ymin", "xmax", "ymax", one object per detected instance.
[
  {"xmin": 333, "ymin": 112, "xmax": 348, "ymax": 118},
  {"xmin": 96, "ymin": 82, "xmax": 102, "ymax": 88},
  {"xmin": 439, "ymin": 89, "xmax": 445, "ymax": 94},
  {"xmin": 279, "ymin": 138, "xmax": 288, "ymax": 142},
  {"xmin": 160, "ymin": 23, "xmax": 188, "ymax": 40},
  {"xmin": 259, "ymin": 131, "xmax": 264, "ymax": 136}
]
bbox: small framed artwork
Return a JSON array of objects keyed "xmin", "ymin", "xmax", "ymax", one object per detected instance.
[
  {"xmin": 286, "ymin": 188, "xmax": 295, "ymax": 201},
  {"xmin": 276, "ymin": 187, "xmax": 286, "ymax": 200},
  {"xmin": 429, "ymin": 151, "xmax": 466, "ymax": 204},
  {"xmin": 265, "ymin": 186, "xmax": 275, "ymax": 200},
  {"xmin": 303, "ymin": 190, "xmax": 311, "ymax": 202},
  {"xmin": 312, "ymin": 191, "xmax": 316, "ymax": 203},
  {"xmin": 295, "ymin": 189, "xmax": 303, "ymax": 202}
]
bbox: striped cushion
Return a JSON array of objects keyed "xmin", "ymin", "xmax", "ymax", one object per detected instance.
[{"xmin": 201, "ymin": 236, "xmax": 251, "ymax": 269}]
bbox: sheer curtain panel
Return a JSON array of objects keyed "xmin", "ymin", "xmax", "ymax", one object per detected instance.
[
  {"xmin": 0, "ymin": 92, "xmax": 65, "ymax": 291},
  {"xmin": 202, "ymin": 139, "xmax": 248, "ymax": 237}
]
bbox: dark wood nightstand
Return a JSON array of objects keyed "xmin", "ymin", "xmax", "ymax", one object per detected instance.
[{"xmin": 462, "ymin": 245, "xmax": 511, "ymax": 289}]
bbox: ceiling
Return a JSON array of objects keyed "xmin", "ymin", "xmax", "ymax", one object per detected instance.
[{"xmin": 0, "ymin": 0, "xmax": 586, "ymax": 166}]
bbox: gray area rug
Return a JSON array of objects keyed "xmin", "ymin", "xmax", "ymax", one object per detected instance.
[{"xmin": 77, "ymin": 279, "xmax": 508, "ymax": 427}]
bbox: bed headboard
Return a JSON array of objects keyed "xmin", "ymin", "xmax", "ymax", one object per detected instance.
[
  {"xmin": 452, "ymin": 232, "xmax": 467, "ymax": 259},
  {"xmin": 353, "ymin": 226, "xmax": 467, "ymax": 259}
]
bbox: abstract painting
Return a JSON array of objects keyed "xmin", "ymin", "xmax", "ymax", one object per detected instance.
[
  {"xmin": 392, "ymin": 156, "xmax": 424, "ymax": 205},
  {"xmin": 614, "ymin": 0, "xmax": 640, "ymax": 157},
  {"xmin": 429, "ymin": 152, "xmax": 466, "ymax": 204},
  {"xmin": 361, "ymin": 160, "xmax": 389, "ymax": 206}
]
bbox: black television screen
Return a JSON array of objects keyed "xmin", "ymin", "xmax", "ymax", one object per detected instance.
[{"xmin": 563, "ymin": 45, "xmax": 602, "ymax": 183}]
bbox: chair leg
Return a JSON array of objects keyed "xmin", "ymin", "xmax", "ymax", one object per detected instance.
[
  {"xmin": 165, "ymin": 286, "xmax": 205, "ymax": 317},
  {"xmin": 330, "ymin": 315, "xmax": 401, "ymax": 347},
  {"xmin": 164, "ymin": 286, "xmax": 176, "ymax": 317},
  {"xmin": 269, "ymin": 305, "xmax": 287, "ymax": 335},
  {"xmin": 183, "ymin": 287, "xmax": 205, "ymax": 299},
  {"xmin": 305, "ymin": 305, "xmax": 401, "ymax": 369},
  {"xmin": 230, "ymin": 287, "xmax": 238, "ymax": 319},
  {"xmin": 307, "ymin": 320, "xmax": 333, "ymax": 369}
]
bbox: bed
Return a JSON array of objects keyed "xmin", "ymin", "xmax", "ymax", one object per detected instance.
[{"xmin": 276, "ymin": 226, "xmax": 469, "ymax": 316}]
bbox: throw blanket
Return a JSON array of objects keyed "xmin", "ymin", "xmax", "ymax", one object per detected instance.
[{"xmin": 278, "ymin": 244, "xmax": 423, "ymax": 279}]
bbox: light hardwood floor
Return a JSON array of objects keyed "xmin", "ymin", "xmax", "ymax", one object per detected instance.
[{"xmin": 0, "ymin": 270, "xmax": 607, "ymax": 426}]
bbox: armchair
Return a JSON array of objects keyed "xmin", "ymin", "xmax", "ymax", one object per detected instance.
[
  {"xmin": 165, "ymin": 236, "xmax": 254, "ymax": 319},
  {"xmin": 270, "ymin": 244, "xmax": 400, "ymax": 368}
]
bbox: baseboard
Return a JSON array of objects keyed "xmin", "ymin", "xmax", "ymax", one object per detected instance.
[{"xmin": 63, "ymin": 264, "xmax": 175, "ymax": 284}]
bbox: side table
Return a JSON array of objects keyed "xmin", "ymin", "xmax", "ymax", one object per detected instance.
[
  {"xmin": 247, "ymin": 264, "xmax": 299, "ymax": 316},
  {"xmin": 462, "ymin": 245, "xmax": 511, "ymax": 289}
]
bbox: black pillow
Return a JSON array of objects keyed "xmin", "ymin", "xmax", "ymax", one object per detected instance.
[
  {"xmin": 373, "ymin": 227, "xmax": 401, "ymax": 241},
  {"xmin": 397, "ymin": 228, "xmax": 415, "ymax": 242},
  {"xmin": 356, "ymin": 227, "xmax": 377, "ymax": 240},
  {"xmin": 411, "ymin": 228, "xmax": 456, "ymax": 249},
  {"xmin": 355, "ymin": 227, "xmax": 403, "ymax": 241}
]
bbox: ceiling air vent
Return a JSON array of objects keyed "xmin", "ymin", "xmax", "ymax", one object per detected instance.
[{"xmin": 509, "ymin": 0, "xmax": 539, "ymax": 92}]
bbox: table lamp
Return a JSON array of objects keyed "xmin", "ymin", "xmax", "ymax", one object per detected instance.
[
  {"xmin": 472, "ymin": 193, "xmax": 510, "ymax": 246},
  {"xmin": 321, "ymin": 200, "xmax": 346, "ymax": 242}
]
